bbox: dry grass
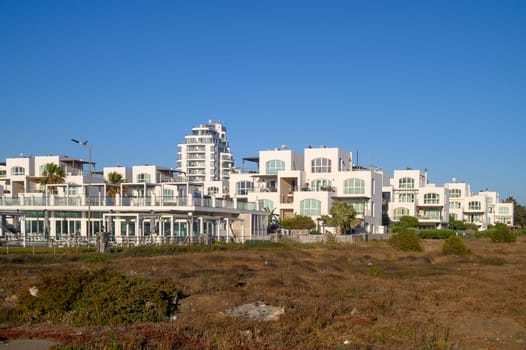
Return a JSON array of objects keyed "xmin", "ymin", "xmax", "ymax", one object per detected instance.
[{"xmin": 1, "ymin": 237, "xmax": 526, "ymax": 349}]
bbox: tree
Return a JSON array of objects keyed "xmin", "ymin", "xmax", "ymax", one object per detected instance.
[
  {"xmin": 322, "ymin": 201, "xmax": 360, "ymax": 235},
  {"xmin": 504, "ymin": 196, "xmax": 526, "ymax": 227},
  {"xmin": 280, "ymin": 215, "xmax": 316, "ymax": 230},
  {"xmin": 263, "ymin": 207, "xmax": 280, "ymax": 233},
  {"xmin": 106, "ymin": 171, "xmax": 125, "ymax": 197},
  {"xmin": 40, "ymin": 163, "xmax": 65, "ymax": 194}
]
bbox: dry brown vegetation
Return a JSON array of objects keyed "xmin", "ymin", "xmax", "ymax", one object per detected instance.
[{"xmin": 1, "ymin": 236, "xmax": 526, "ymax": 349}]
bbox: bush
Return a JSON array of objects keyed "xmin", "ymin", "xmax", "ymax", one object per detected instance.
[
  {"xmin": 442, "ymin": 235, "xmax": 470, "ymax": 255},
  {"xmin": 15, "ymin": 269, "xmax": 183, "ymax": 326},
  {"xmin": 388, "ymin": 230, "xmax": 423, "ymax": 252},
  {"xmin": 280, "ymin": 215, "xmax": 316, "ymax": 230},
  {"xmin": 488, "ymin": 223, "xmax": 516, "ymax": 243},
  {"xmin": 419, "ymin": 229, "xmax": 456, "ymax": 239}
]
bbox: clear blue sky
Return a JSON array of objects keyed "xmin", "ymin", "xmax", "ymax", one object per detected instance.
[{"xmin": 1, "ymin": 0, "xmax": 525, "ymax": 204}]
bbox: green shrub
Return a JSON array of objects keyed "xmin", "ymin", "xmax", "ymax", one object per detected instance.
[
  {"xmin": 419, "ymin": 229, "xmax": 456, "ymax": 239},
  {"xmin": 280, "ymin": 215, "xmax": 316, "ymax": 230},
  {"xmin": 442, "ymin": 235, "xmax": 470, "ymax": 255},
  {"xmin": 388, "ymin": 230, "xmax": 423, "ymax": 252},
  {"xmin": 16, "ymin": 269, "xmax": 183, "ymax": 326},
  {"xmin": 488, "ymin": 223, "xmax": 516, "ymax": 243},
  {"xmin": 368, "ymin": 265, "xmax": 384, "ymax": 277}
]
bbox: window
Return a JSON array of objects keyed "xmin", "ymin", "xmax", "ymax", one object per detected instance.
[
  {"xmin": 449, "ymin": 201, "xmax": 461, "ymax": 209},
  {"xmin": 449, "ymin": 189, "xmax": 461, "ymax": 198},
  {"xmin": 311, "ymin": 179, "xmax": 332, "ymax": 191},
  {"xmin": 311, "ymin": 158, "xmax": 331, "ymax": 173},
  {"xmin": 393, "ymin": 207, "xmax": 410, "ymax": 220},
  {"xmin": 498, "ymin": 206, "xmax": 509, "ymax": 214},
  {"xmin": 67, "ymin": 184, "xmax": 78, "ymax": 195},
  {"xmin": 163, "ymin": 188, "xmax": 175, "ymax": 198},
  {"xmin": 450, "ymin": 213, "xmax": 457, "ymax": 220},
  {"xmin": 496, "ymin": 216, "xmax": 511, "ymax": 224},
  {"xmin": 468, "ymin": 201, "xmax": 481, "ymax": 210},
  {"xmin": 258, "ymin": 199, "xmax": 274, "ymax": 211},
  {"xmin": 300, "ymin": 199, "xmax": 321, "ymax": 216},
  {"xmin": 11, "ymin": 166, "xmax": 25, "ymax": 176},
  {"xmin": 424, "ymin": 193, "xmax": 440, "ymax": 204},
  {"xmin": 344, "ymin": 178, "xmax": 365, "ymax": 194},
  {"xmin": 137, "ymin": 173, "xmax": 151, "ymax": 183},
  {"xmin": 266, "ymin": 160, "xmax": 285, "ymax": 175},
  {"xmin": 398, "ymin": 193, "xmax": 414, "ymax": 203},
  {"xmin": 399, "ymin": 177, "xmax": 414, "ymax": 189},
  {"xmin": 236, "ymin": 181, "xmax": 253, "ymax": 195},
  {"xmin": 422, "ymin": 209, "xmax": 440, "ymax": 220},
  {"xmin": 350, "ymin": 202, "xmax": 365, "ymax": 214},
  {"xmin": 207, "ymin": 186, "xmax": 219, "ymax": 196}
]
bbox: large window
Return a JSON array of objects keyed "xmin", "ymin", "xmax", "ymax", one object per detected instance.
[
  {"xmin": 137, "ymin": 173, "xmax": 151, "ymax": 183},
  {"xmin": 468, "ymin": 201, "xmax": 481, "ymax": 210},
  {"xmin": 11, "ymin": 166, "xmax": 25, "ymax": 176},
  {"xmin": 398, "ymin": 193, "xmax": 414, "ymax": 203},
  {"xmin": 344, "ymin": 178, "xmax": 365, "ymax": 194},
  {"xmin": 498, "ymin": 206, "xmax": 509, "ymax": 214},
  {"xmin": 393, "ymin": 207, "xmax": 410, "ymax": 220},
  {"xmin": 300, "ymin": 199, "xmax": 321, "ymax": 216},
  {"xmin": 311, "ymin": 158, "xmax": 331, "ymax": 173},
  {"xmin": 236, "ymin": 181, "xmax": 253, "ymax": 195},
  {"xmin": 449, "ymin": 201, "xmax": 461, "ymax": 209},
  {"xmin": 258, "ymin": 199, "xmax": 274, "ymax": 211},
  {"xmin": 265, "ymin": 160, "xmax": 285, "ymax": 175},
  {"xmin": 422, "ymin": 209, "xmax": 440, "ymax": 220},
  {"xmin": 350, "ymin": 202, "xmax": 365, "ymax": 214},
  {"xmin": 399, "ymin": 177, "xmax": 414, "ymax": 189},
  {"xmin": 311, "ymin": 179, "xmax": 332, "ymax": 191},
  {"xmin": 449, "ymin": 189, "xmax": 461, "ymax": 198},
  {"xmin": 424, "ymin": 193, "xmax": 440, "ymax": 204}
]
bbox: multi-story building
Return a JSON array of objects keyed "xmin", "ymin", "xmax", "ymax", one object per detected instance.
[
  {"xmin": 229, "ymin": 146, "xmax": 386, "ymax": 235},
  {"xmin": 0, "ymin": 154, "xmax": 267, "ymax": 245},
  {"xmin": 386, "ymin": 169, "xmax": 450, "ymax": 228},
  {"xmin": 444, "ymin": 181, "xmax": 514, "ymax": 229},
  {"xmin": 176, "ymin": 121, "xmax": 234, "ymax": 197}
]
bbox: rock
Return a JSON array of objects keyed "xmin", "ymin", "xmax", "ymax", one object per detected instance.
[
  {"xmin": 222, "ymin": 301, "xmax": 285, "ymax": 321},
  {"xmin": 29, "ymin": 286, "xmax": 38, "ymax": 297}
]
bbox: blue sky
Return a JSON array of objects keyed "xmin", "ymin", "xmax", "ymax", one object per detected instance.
[{"xmin": 1, "ymin": 0, "xmax": 525, "ymax": 203}]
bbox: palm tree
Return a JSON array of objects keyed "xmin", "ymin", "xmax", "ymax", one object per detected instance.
[
  {"xmin": 263, "ymin": 207, "xmax": 280, "ymax": 233},
  {"xmin": 40, "ymin": 163, "xmax": 65, "ymax": 194},
  {"xmin": 106, "ymin": 171, "xmax": 125, "ymax": 197},
  {"xmin": 323, "ymin": 201, "xmax": 360, "ymax": 235}
]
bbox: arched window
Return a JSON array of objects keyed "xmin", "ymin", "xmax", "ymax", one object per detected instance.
[
  {"xmin": 398, "ymin": 193, "xmax": 414, "ymax": 203},
  {"xmin": 300, "ymin": 199, "xmax": 321, "ymax": 216},
  {"xmin": 311, "ymin": 179, "xmax": 332, "ymax": 191},
  {"xmin": 311, "ymin": 158, "xmax": 331, "ymax": 173},
  {"xmin": 468, "ymin": 201, "xmax": 481, "ymax": 210},
  {"xmin": 137, "ymin": 173, "xmax": 151, "ymax": 183},
  {"xmin": 393, "ymin": 207, "xmax": 410, "ymax": 220},
  {"xmin": 265, "ymin": 160, "xmax": 285, "ymax": 175},
  {"xmin": 236, "ymin": 181, "xmax": 253, "ymax": 195},
  {"xmin": 258, "ymin": 199, "xmax": 274, "ymax": 211},
  {"xmin": 449, "ymin": 189, "xmax": 461, "ymax": 198},
  {"xmin": 399, "ymin": 177, "xmax": 414, "ymax": 189},
  {"xmin": 344, "ymin": 178, "xmax": 365, "ymax": 194},
  {"xmin": 207, "ymin": 186, "xmax": 219, "ymax": 196},
  {"xmin": 11, "ymin": 166, "xmax": 25, "ymax": 176},
  {"xmin": 424, "ymin": 193, "xmax": 440, "ymax": 204}
]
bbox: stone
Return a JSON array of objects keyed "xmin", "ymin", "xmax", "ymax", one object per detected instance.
[{"xmin": 222, "ymin": 301, "xmax": 285, "ymax": 321}]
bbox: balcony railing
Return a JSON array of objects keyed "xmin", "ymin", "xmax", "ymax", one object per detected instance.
[{"xmin": 0, "ymin": 195, "xmax": 261, "ymax": 212}]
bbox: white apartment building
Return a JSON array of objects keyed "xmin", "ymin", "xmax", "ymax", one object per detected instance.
[
  {"xmin": 445, "ymin": 181, "xmax": 514, "ymax": 229},
  {"xmin": 176, "ymin": 121, "xmax": 234, "ymax": 197},
  {"xmin": 229, "ymin": 146, "xmax": 386, "ymax": 235},
  {"xmin": 0, "ymin": 155, "xmax": 267, "ymax": 245},
  {"xmin": 386, "ymin": 169, "xmax": 450, "ymax": 228}
]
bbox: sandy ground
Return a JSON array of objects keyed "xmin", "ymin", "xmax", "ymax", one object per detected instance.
[{"xmin": 0, "ymin": 339, "xmax": 57, "ymax": 350}]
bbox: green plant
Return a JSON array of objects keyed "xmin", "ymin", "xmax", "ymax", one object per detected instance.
[
  {"xmin": 442, "ymin": 235, "xmax": 470, "ymax": 255},
  {"xmin": 388, "ymin": 230, "xmax": 423, "ymax": 252},
  {"xmin": 488, "ymin": 223, "xmax": 516, "ymax": 243},
  {"xmin": 280, "ymin": 215, "xmax": 316, "ymax": 230},
  {"xmin": 15, "ymin": 269, "xmax": 183, "ymax": 326},
  {"xmin": 368, "ymin": 265, "xmax": 385, "ymax": 277},
  {"xmin": 419, "ymin": 229, "xmax": 456, "ymax": 239}
]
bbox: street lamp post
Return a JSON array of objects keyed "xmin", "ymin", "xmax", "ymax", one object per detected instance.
[{"xmin": 72, "ymin": 139, "xmax": 92, "ymax": 242}]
